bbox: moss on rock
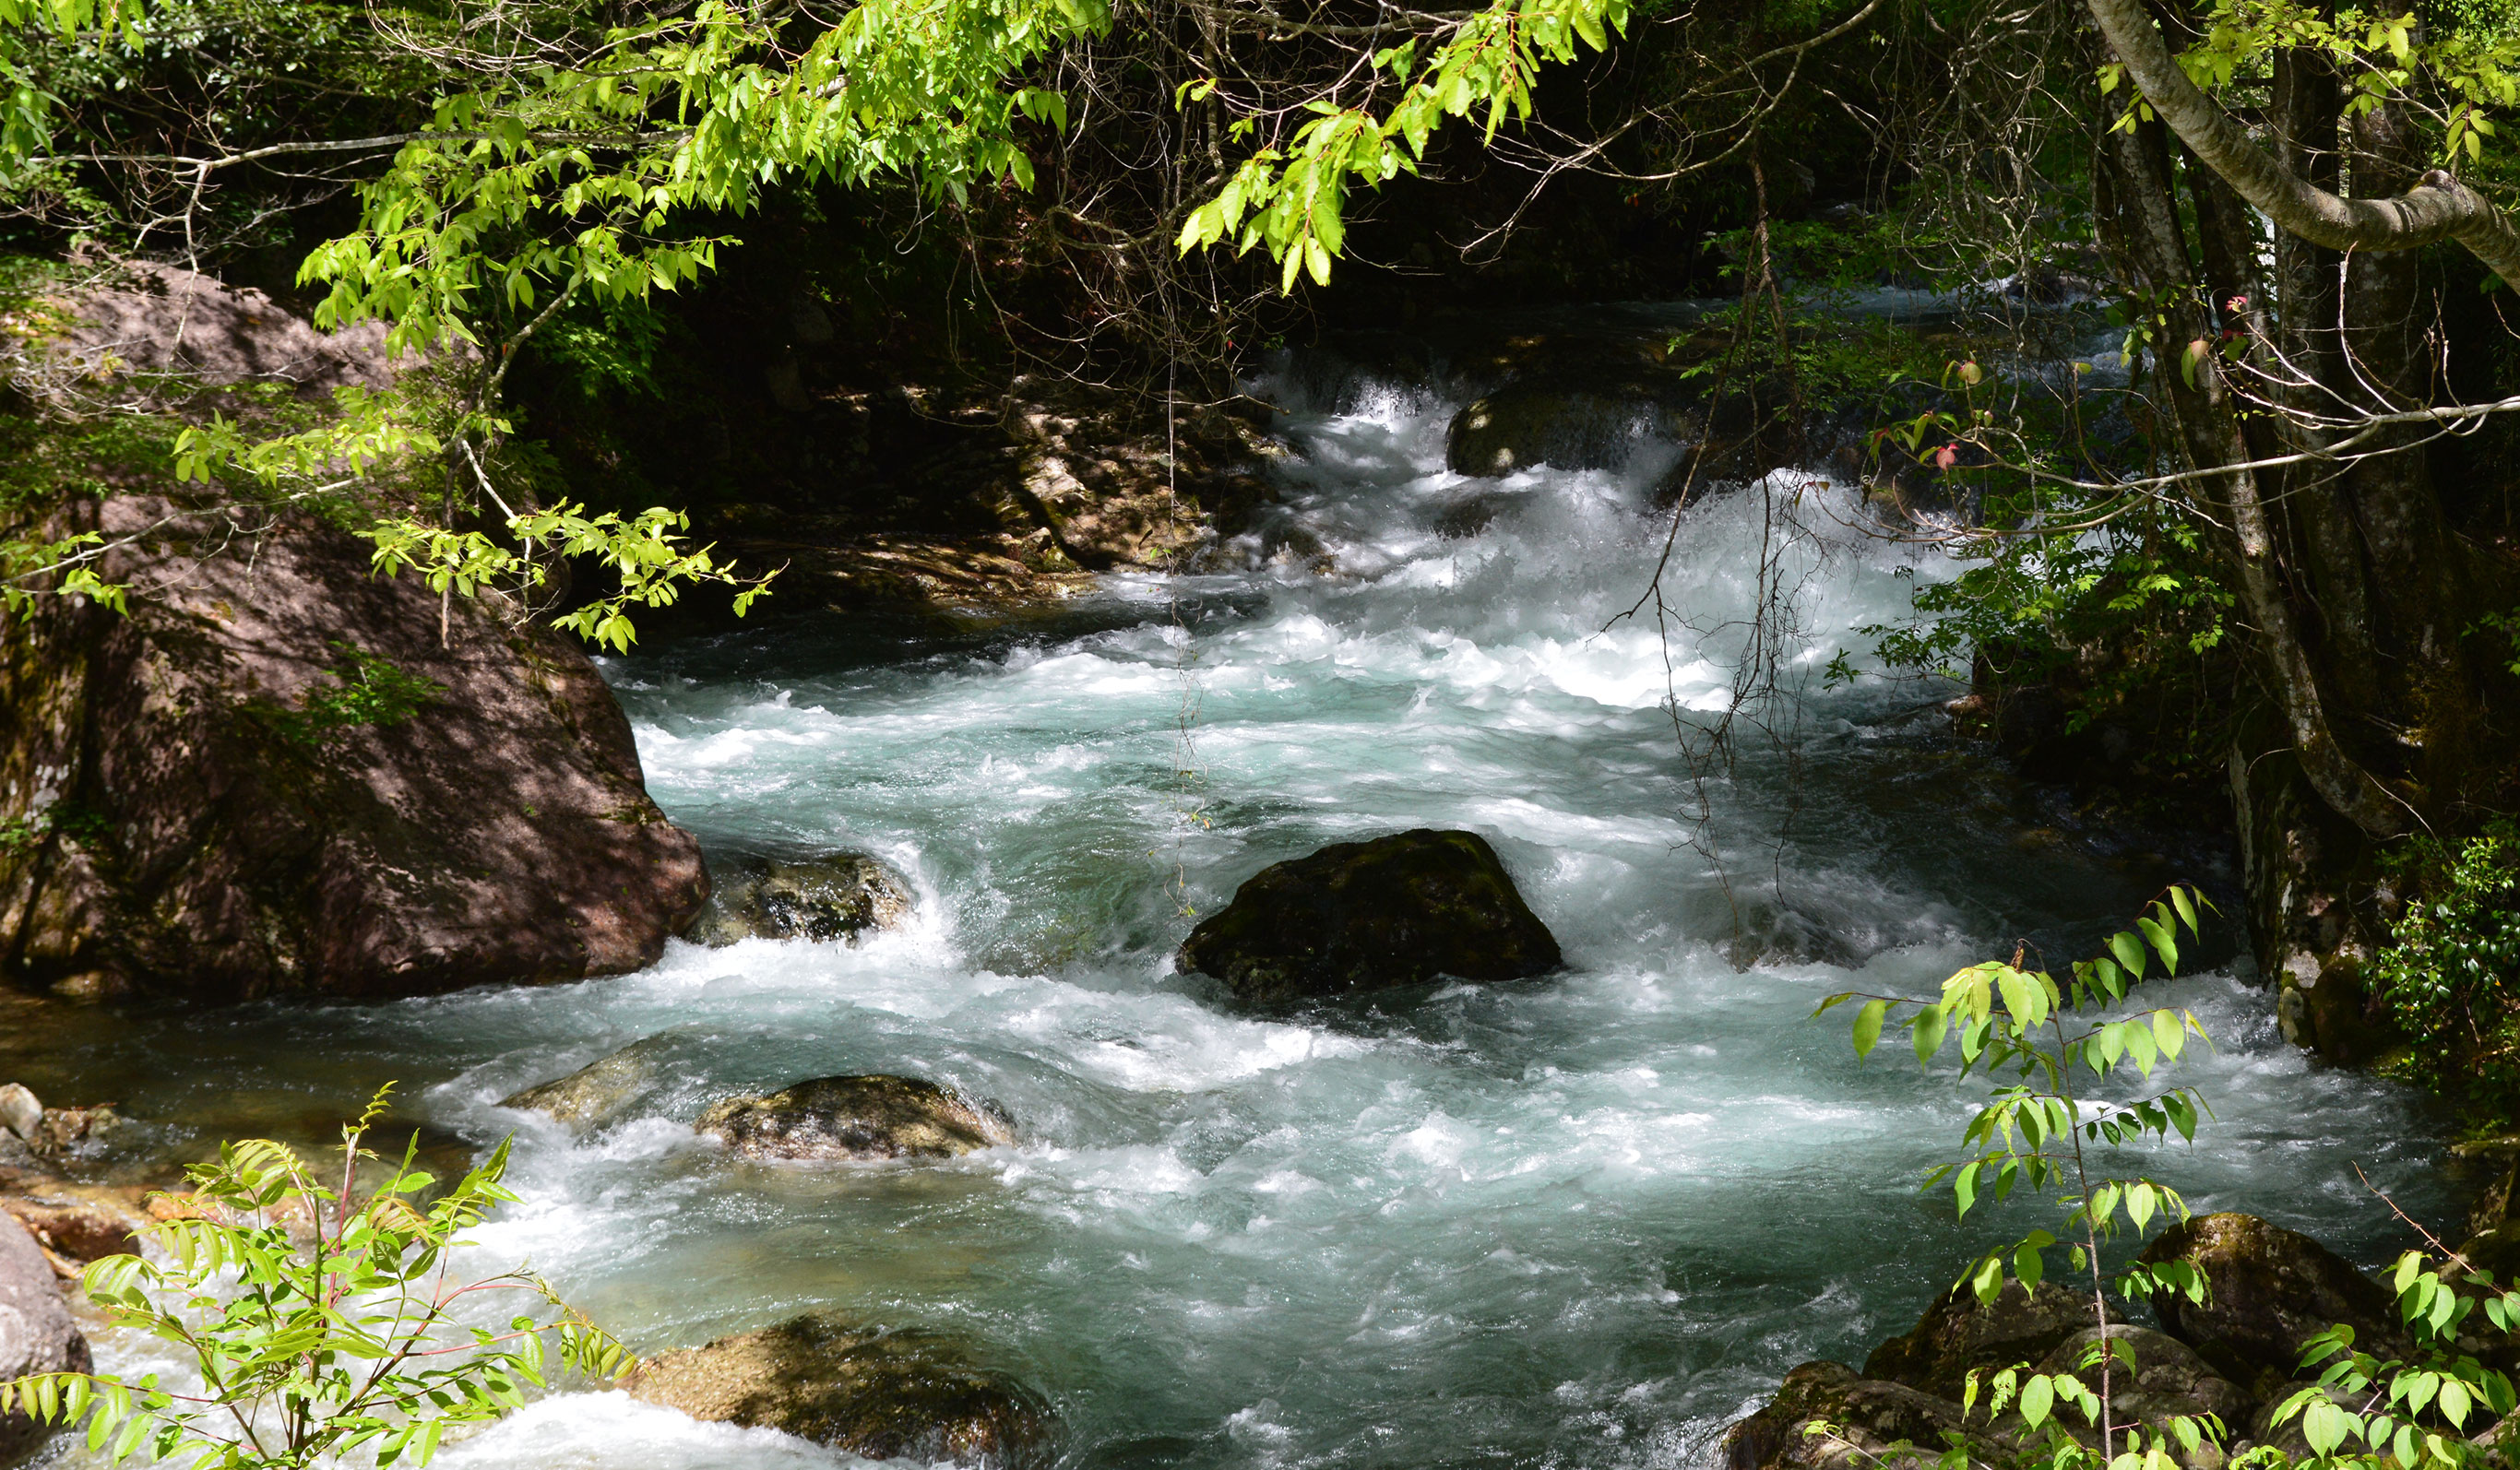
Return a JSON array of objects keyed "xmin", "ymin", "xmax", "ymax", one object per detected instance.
[{"xmin": 627, "ymin": 1311, "xmax": 1053, "ymax": 1467}]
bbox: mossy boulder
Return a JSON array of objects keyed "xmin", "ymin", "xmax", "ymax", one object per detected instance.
[
  {"xmin": 627, "ymin": 1311, "xmax": 1053, "ymax": 1467},
  {"xmin": 501, "ymin": 1034, "xmax": 689, "ymax": 1132},
  {"xmin": 0, "ymin": 494, "xmax": 706, "ymax": 1001},
  {"xmin": 1, "ymin": 1214, "xmax": 89, "ymax": 1466},
  {"xmin": 684, "ymin": 853, "xmax": 912, "ymax": 946},
  {"xmin": 1721, "ymin": 1360, "xmax": 1994, "ymax": 1470},
  {"xmin": 1176, "ymin": 829, "xmax": 1561, "ymax": 1003},
  {"xmin": 1862, "ymin": 1279, "xmax": 2111, "ymax": 1402},
  {"xmin": 2137, "ymin": 1214, "xmax": 2408, "ymax": 1385},
  {"xmin": 696, "ymin": 1075, "xmax": 1016, "ymax": 1161}
]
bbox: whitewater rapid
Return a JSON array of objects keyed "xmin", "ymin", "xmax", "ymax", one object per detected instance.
[{"xmin": 33, "ymin": 353, "xmax": 2452, "ymax": 1469}]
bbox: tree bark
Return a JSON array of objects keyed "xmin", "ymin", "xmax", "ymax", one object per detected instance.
[{"xmin": 2085, "ymin": 0, "xmax": 2520, "ymax": 283}]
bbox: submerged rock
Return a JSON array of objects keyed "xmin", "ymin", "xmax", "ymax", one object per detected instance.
[
  {"xmin": 1863, "ymin": 1279, "xmax": 2111, "ymax": 1401},
  {"xmin": 696, "ymin": 1075, "xmax": 1015, "ymax": 1161},
  {"xmin": 627, "ymin": 1311, "xmax": 1054, "ymax": 1467},
  {"xmin": 502, "ymin": 1034, "xmax": 688, "ymax": 1132},
  {"xmin": 0, "ymin": 493, "xmax": 707, "ymax": 1001},
  {"xmin": 0, "ymin": 1179, "xmax": 145, "ymax": 1267},
  {"xmin": 1175, "ymin": 829, "xmax": 1562, "ymax": 1002},
  {"xmin": 1722, "ymin": 1359, "xmax": 1991, "ymax": 1470},
  {"xmin": 684, "ymin": 853, "xmax": 912, "ymax": 946},
  {"xmin": 1, "ymin": 1214, "xmax": 90, "ymax": 1466},
  {"xmin": 2137, "ymin": 1213, "xmax": 2407, "ymax": 1384}
]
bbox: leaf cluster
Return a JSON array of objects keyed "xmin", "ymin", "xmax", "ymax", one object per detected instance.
[{"xmin": 0, "ymin": 1084, "xmax": 634, "ymax": 1469}]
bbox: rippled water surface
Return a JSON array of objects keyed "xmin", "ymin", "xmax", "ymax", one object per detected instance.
[{"xmin": 10, "ymin": 355, "xmax": 2458, "ymax": 1470}]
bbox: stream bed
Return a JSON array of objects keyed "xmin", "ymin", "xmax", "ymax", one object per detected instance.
[{"xmin": 4, "ymin": 345, "xmax": 2460, "ymax": 1470}]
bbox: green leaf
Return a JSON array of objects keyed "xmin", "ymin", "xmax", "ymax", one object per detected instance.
[
  {"xmin": 2019, "ymin": 1372, "xmax": 2054, "ymax": 1429},
  {"xmin": 1852, "ymin": 1000, "xmax": 1887, "ymax": 1061},
  {"xmin": 1912, "ymin": 1006, "xmax": 1948, "ymax": 1066},
  {"xmin": 2015, "ymin": 1239, "xmax": 2044, "ymax": 1288},
  {"xmin": 2137, "ymin": 915, "xmax": 2178, "ymax": 974}
]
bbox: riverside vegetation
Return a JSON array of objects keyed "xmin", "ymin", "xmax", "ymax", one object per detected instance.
[
  {"xmin": 1790, "ymin": 893, "xmax": 2520, "ymax": 1470},
  {"xmin": 4, "ymin": 0, "xmax": 2520, "ymax": 1465},
  {"xmin": 0, "ymin": 1086, "xmax": 634, "ymax": 1469}
]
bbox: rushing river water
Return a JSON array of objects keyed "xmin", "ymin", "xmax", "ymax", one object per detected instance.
[{"xmin": 4, "ymin": 341, "xmax": 2462, "ymax": 1470}]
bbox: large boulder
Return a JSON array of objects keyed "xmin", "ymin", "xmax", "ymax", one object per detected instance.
[
  {"xmin": 696, "ymin": 1076, "xmax": 1016, "ymax": 1161},
  {"xmin": 627, "ymin": 1311, "xmax": 1054, "ymax": 1467},
  {"xmin": 1175, "ymin": 829, "xmax": 1562, "ymax": 1002},
  {"xmin": 685, "ymin": 853, "xmax": 911, "ymax": 946},
  {"xmin": 1863, "ymin": 1280, "xmax": 2112, "ymax": 1401},
  {"xmin": 1, "ymin": 1214, "xmax": 89, "ymax": 1466},
  {"xmin": 0, "ymin": 494, "xmax": 707, "ymax": 1000},
  {"xmin": 2137, "ymin": 1214, "xmax": 2408, "ymax": 1386},
  {"xmin": 1722, "ymin": 1360, "xmax": 1992, "ymax": 1470}
]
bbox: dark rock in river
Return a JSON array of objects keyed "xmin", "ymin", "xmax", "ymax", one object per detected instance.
[
  {"xmin": 2138, "ymin": 1213, "xmax": 2408, "ymax": 1385},
  {"xmin": 1722, "ymin": 1359, "xmax": 1992, "ymax": 1470},
  {"xmin": 1, "ymin": 1214, "xmax": 89, "ymax": 1466},
  {"xmin": 628, "ymin": 1311, "xmax": 1054, "ymax": 1467},
  {"xmin": 1863, "ymin": 1279, "xmax": 2111, "ymax": 1402},
  {"xmin": 1175, "ymin": 828, "xmax": 1561, "ymax": 1002},
  {"xmin": 503, "ymin": 1034, "xmax": 690, "ymax": 1132},
  {"xmin": 0, "ymin": 494, "xmax": 707, "ymax": 1001},
  {"xmin": 697, "ymin": 1075, "xmax": 1016, "ymax": 1161},
  {"xmin": 685, "ymin": 853, "xmax": 912, "ymax": 946}
]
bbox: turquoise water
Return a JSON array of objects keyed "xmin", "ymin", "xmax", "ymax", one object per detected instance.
[{"xmin": 23, "ymin": 357, "xmax": 2454, "ymax": 1470}]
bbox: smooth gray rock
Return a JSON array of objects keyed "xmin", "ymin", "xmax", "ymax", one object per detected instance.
[{"xmin": 1, "ymin": 1213, "xmax": 90, "ymax": 1466}]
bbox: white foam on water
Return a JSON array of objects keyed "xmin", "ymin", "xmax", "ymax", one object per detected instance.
[{"xmin": 41, "ymin": 358, "xmax": 2455, "ymax": 1470}]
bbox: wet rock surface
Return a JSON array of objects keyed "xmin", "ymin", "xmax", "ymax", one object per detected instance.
[
  {"xmin": 1861, "ymin": 1280, "xmax": 2110, "ymax": 1402},
  {"xmin": 627, "ymin": 1311, "xmax": 1054, "ymax": 1467},
  {"xmin": 0, "ymin": 1213, "xmax": 89, "ymax": 1465},
  {"xmin": 1175, "ymin": 828, "xmax": 1562, "ymax": 1003},
  {"xmin": 1730, "ymin": 1214, "xmax": 2419, "ymax": 1470},
  {"xmin": 2137, "ymin": 1213, "xmax": 2410, "ymax": 1384},
  {"xmin": 2033, "ymin": 1325, "xmax": 2253, "ymax": 1446},
  {"xmin": 0, "ymin": 494, "xmax": 707, "ymax": 1001},
  {"xmin": 696, "ymin": 1075, "xmax": 1016, "ymax": 1161},
  {"xmin": 1721, "ymin": 1359, "xmax": 1994, "ymax": 1470},
  {"xmin": 684, "ymin": 853, "xmax": 913, "ymax": 946},
  {"xmin": 502, "ymin": 1034, "xmax": 690, "ymax": 1132}
]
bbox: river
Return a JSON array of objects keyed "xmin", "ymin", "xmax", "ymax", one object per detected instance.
[{"xmin": 8, "ymin": 334, "xmax": 2455, "ymax": 1469}]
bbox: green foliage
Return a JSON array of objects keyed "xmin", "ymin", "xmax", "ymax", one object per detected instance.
[
  {"xmin": 2137, "ymin": 1, "xmax": 2520, "ymax": 168},
  {"xmin": 1817, "ymin": 892, "xmax": 2223, "ymax": 1464},
  {"xmin": 2262, "ymin": 1250, "xmax": 2520, "ymax": 1470},
  {"xmin": 362, "ymin": 503, "xmax": 775, "ymax": 653},
  {"xmin": 1172, "ymin": 0, "xmax": 1634, "ymax": 289},
  {"xmin": 2371, "ymin": 823, "xmax": 2520, "ymax": 1115},
  {"xmin": 0, "ymin": 1085, "xmax": 634, "ymax": 1469},
  {"xmin": 1821, "ymin": 889, "xmax": 2215, "ymax": 1306},
  {"xmin": 1819, "ymin": 891, "xmax": 2520, "ymax": 1470}
]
